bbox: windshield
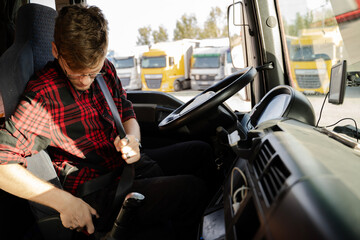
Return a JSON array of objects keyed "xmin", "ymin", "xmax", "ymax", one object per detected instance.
[
  {"xmin": 192, "ymin": 55, "xmax": 220, "ymax": 68},
  {"xmin": 113, "ymin": 57, "xmax": 134, "ymax": 69},
  {"xmin": 291, "ymin": 45, "xmax": 332, "ymax": 61},
  {"xmin": 141, "ymin": 56, "xmax": 166, "ymax": 68},
  {"xmin": 278, "ymin": 0, "xmax": 360, "ymax": 127}
]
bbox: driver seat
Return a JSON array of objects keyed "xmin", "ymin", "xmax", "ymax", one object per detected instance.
[{"xmin": 0, "ymin": 3, "xmax": 74, "ymax": 239}]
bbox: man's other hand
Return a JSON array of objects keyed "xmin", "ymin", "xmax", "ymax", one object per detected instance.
[{"xmin": 114, "ymin": 135, "xmax": 141, "ymax": 164}]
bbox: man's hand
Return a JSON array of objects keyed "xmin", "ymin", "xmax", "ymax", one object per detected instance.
[
  {"xmin": 0, "ymin": 164, "xmax": 99, "ymax": 234},
  {"xmin": 114, "ymin": 135, "xmax": 141, "ymax": 164},
  {"xmin": 58, "ymin": 194, "xmax": 99, "ymax": 234}
]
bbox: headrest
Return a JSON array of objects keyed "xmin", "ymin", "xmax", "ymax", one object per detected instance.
[{"xmin": 15, "ymin": 3, "xmax": 57, "ymax": 72}]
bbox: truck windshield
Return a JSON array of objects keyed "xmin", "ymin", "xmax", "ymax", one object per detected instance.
[
  {"xmin": 192, "ymin": 56, "xmax": 220, "ymax": 68},
  {"xmin": 278, "ymin": 0, "xmax": 360, "ymax": 126},
  {"xmin": 291, "ymin": 44, "xmax": 334, "ymax": 61},
  {"xmin": 114, "ymin": 57, "xmax": 134, "ymax": 69},
  {"xmin": 141, "ymin": 56, "xmax": 166, "ymax": 68}
]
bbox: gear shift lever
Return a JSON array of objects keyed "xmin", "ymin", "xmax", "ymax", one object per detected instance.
[{"xmin": 105, "ymin": 192, "xmax": 145, "ymax": 240}]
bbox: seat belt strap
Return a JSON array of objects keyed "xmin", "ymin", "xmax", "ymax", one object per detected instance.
[
  {"xmin": 96, "ymin": 75, "xmax": 126, "ymax": 139},
  {"xmin": 76, "ymin": 75, "xmax": 134, "ymax": 207}
]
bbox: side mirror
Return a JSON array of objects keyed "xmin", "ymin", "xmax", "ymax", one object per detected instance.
[{"xmin": 227, "ymin": 1, "xmax": 246, "ymax": 69}]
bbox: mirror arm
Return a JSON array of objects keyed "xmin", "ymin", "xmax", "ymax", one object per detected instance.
[{"xmin": 256, "ymin": 61, "xmax": 274, "ymax": 72}]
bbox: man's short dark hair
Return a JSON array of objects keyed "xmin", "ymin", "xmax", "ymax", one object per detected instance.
[{"xmin": 54, "ymin": 4, "xmax": 108, "ymax": 70}]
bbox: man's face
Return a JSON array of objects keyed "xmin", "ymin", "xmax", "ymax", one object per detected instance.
[{"xmin": 59, "ymin": 56, "xmax": 105, "ymax": 91}]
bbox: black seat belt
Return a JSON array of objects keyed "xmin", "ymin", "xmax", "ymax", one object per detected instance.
[
  {"xmin": 96, "ymin": 75, "xmax": 127, "ymax": 139},
  {"xmin": 76, "ymin": 75, "xmax": 134, "ymax": 211}
]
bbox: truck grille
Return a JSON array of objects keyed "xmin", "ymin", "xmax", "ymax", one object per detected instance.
[
  {"xmin": 144, "ymin": 74, "xmax": 162, "ymax": 89},
  {"xmin": 296, "ymin": 74, "xmax": 321, "ymax": 89},
  {"xmin": 193, "ymin": 74, "xmax": 216, "ymax": 81},
  {"xmin": 120, "ymin": 78, "xmax": 130, "ymax": 87},
  {"xmin": 145, "ymin": 79, "xmax": 162, "ymax": 89}
]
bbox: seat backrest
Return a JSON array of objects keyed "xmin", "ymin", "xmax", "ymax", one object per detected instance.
[
  {"xmin": 0, "ymin": 5, "xmax": 80, "ymax": 239},
  {"xmin": 0, "ymin": 3, "xmax": 61, "ymax": 187},
  {"xmin": 0, "ymin": 8, "xmax": 68, "ymax": 237}
]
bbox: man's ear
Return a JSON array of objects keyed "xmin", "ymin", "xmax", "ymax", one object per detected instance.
[{"xmin": 52, "ymin": 42, "xmax": 58, "ymax": 59}]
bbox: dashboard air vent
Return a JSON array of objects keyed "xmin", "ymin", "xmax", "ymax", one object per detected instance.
[{"xmin": 253, "ymin": 140, "xmax": 290, "ymax": 207}]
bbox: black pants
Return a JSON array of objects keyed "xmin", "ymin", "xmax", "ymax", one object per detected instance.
[
  {"xmin": 96, "ymin": 140, "xmax": 216, "ymax": 240},
  {"xmin": 143, "ymin": 140, "xmax": 216, "ymax": 182},
  {"xmin": 127, "ymin": 140, "xmax": 216, "ymax": 240},
  {"xmin": 34, "ymin": 141, "xmax": 216, "ymax": 240}
]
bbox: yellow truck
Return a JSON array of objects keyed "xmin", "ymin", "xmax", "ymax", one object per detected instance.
[
  {"xmin": 289, "ymin": 27, "xmax": 343, "ymax": 94},
  {"xmin": 141, "ymin": 40, "xmax": 194, "ymax": 92}
]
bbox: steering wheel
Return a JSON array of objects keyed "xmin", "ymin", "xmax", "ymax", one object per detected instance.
[{"xmin": 159, "ymin": 66, "xmax": 257, "ymax": 131}]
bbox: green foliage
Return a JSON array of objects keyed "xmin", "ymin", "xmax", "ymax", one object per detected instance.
[
  {"xmin": 200, "ymin": 7, "xmax": 227, "ymax": 39},
  {"xmin": 173, "ymin": 14, "xmax": 200, "ymax": 40},
  {"xmin": 285, "ymin": 9, "xmax": 337, "ymax": 36},
  {"xmin": 136, "ymin": 26, "xmax": 152, "ymax": 46},
  {"xmin": 285, "ymin": 12, "xmax": 312, "ymax": 36},
  {"xmin": 152, "ymin": 25, "xmax": 169, "ymax": 44},
  {"xmin": 136, "ymin": 6, "xmax": 227, "ymax": 45}
]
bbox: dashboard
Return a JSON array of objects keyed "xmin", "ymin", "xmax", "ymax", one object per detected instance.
[
  {"xmin": 256, "ymin": 94, "xmax": 291, "ymax": 125},
  {"xmin": 200, "ymin": 85, "xmax": 360, "ymax": 240},
  {"xmin": 245, "ymin": 85, "xmax": 316, "ymax": 131}
]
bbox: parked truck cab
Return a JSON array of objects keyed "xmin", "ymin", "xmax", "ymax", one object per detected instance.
[
  {"xmin": 141, "ymin": 41, "xmax": 193, "ymax": 92},
  {"xmin": 190, "ymin": 46, "xmax": 234, "ymax": 90},
  {"xmin": 289, "ymin": 27, "xmax": 343, "ymax": 94},
  {"xmin": 113, "ymin": 45, "xmax": 149, "ymax": 90}
]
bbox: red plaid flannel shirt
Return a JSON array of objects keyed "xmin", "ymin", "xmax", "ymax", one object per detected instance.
[{"xmin": 0, "ymin": 58, "xmax": 135, "ymax": 194}]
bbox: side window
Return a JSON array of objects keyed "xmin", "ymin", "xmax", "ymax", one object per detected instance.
[
  {"xmin": 220, "ymin": 55, "xmax": 225, "ymax": 66},
  {"xmin": 169, "ymin": 57, "xmax": 174, "ymax": 66},
  {"xmin": 29, "ymin": 0, "xmax": 56, "ymax": 10}
]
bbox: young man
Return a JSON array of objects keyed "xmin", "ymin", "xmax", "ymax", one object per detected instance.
[{"xmin": 0, "ymin": 4, "xmax": 215, "ymax": 239}]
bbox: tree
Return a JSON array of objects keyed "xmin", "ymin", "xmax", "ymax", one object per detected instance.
[
  {"xmin": 287, "ymin": 12, "xmax": 314, "ymax": 36},
  {"xmin": 286, "ymin": 9, "xmax": 336, "ymax": 36},
  {"xmin": 152, "ymin": 25, "xmax": 168, "ymax": 44},
  {"xmin": 173, "ymin": 14, "xmax": 200, "ymax": 40},
  {"xmin": 200, "ymin": 7, "xmax": 227, "ymax": 39},
  {"xmin": 136, "ymin": 26, "xmax": 152, "ymax": 46}
]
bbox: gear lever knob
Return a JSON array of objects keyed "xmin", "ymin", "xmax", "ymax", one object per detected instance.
[{"xmin": 106, "ymin": 192, "xmax": 145, "ymax": 240}]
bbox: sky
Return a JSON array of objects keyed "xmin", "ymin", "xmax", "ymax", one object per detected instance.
[
  {"xmin": 87, "ymin": 0, "xmax": 232, "ymax": 52},
  {"xmin": 32, "ymin": 0, "xmax": 327, "ymax": 53},
  {"xmin": 33, "ymin": 0, "xmax": 325, "ymax": 53}
]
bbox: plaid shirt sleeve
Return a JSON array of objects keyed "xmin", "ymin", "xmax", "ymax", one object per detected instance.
[{"xmin": 0, "ymin": 91, "xmax": 51, "ymax": 166}]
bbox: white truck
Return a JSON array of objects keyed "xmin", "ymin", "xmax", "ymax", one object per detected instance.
[
  {"xmin": 190, "ymin": 45, "xmax": 235, "ymax": 90},
  {"xmin": 112, "ymin": 45, "xmax": 149, "ymax": 90},
  {"xmin": 190, "ymin": 38, "xmax": 238, "ymax": 90}
]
